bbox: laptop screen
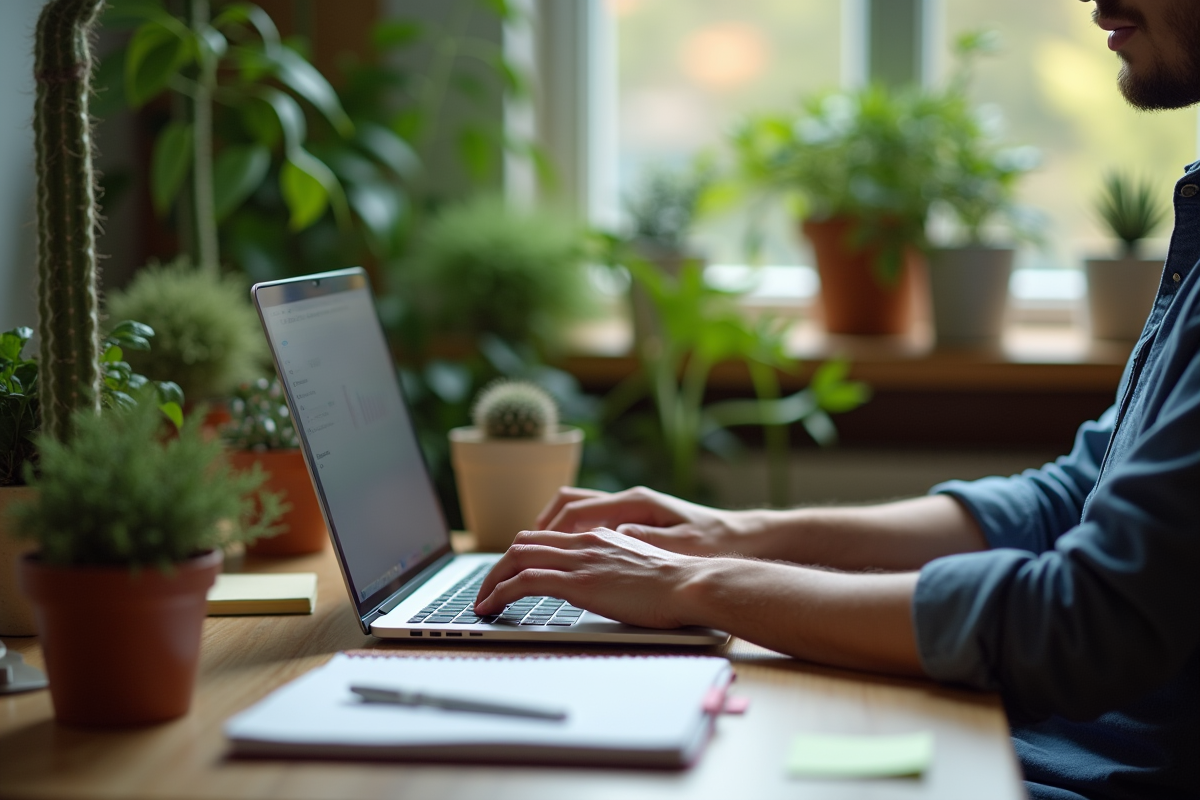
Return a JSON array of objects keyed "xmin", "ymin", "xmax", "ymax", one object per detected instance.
[{"xmin": 252, "ymin": 269, "xmax": 451, "ymax": 617}]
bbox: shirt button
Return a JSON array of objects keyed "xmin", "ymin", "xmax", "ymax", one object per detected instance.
[
  {"xmin": 1181, "ymin": 184, "xmax": 1199, "ymax": 197},
  {"xmin": 1173, "ymin": 272, "xmax": 1182, "ymax": 282}
]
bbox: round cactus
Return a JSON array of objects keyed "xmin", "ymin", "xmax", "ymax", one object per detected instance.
[{"xmin": 472, "ymin": 380, "xmax": 558, "ymax": 439}]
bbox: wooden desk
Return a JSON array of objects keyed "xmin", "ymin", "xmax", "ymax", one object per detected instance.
[{"xmin": 0, "ymin": 544, "xmax": 1024, "ymax": 800}]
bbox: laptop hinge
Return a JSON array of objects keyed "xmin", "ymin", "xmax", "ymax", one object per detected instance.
[{"xmin": 362, "ymin": 551, "xmax": 457, "ymax": 628}]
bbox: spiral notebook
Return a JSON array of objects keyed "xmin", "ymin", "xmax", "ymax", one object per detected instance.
[{"xmin": 225, "ymin": 652, "xmax": 738, "ymax": 767}]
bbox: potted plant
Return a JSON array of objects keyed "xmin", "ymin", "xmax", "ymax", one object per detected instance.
[
  {"xmin": 449, "ymin": 380, "xmax": 583, "ymax": 551},
  {"xmin": 624, "ymin": 161, "xmax": 714, "ymax": 345},
  {"xmin": 0, "ymin": 327, "xmax": 40, "ymax": 636},
  {"xmin": 1085, "ymin": 172, "xmax": 1168, "ymax": 341},
  {"xmin": 224, "ymin": 377, "xmax": 325, "ymax": 556},
  {"xmin": 106, "ymin": 260, "xmax": 269, "ymax": 410},
  {"xmin": 13, "ymin": 398, "xmax": 279, "ymax": 727},
  {"xmin": 730, "ymin": 85, "xmax": 948, "ymax": 335},
  {"xmin": 926, "ymin": 34, "xmax": 1041, "ymax": 347}
]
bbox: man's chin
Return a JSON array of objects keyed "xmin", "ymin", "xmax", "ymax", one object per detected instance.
[{"xmin": 1117, "ymin": 64, "xmax": 1200, "ymax": 111}]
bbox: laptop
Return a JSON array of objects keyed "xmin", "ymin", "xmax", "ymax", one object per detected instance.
[{"xmin": 251, "ymin": 268, "xmax": 728, "ymax": 646}]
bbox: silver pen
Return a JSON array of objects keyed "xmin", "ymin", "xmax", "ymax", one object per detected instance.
[{"xmin": 349, "ymin": 684, "xmax": 568, "ymax": 721}]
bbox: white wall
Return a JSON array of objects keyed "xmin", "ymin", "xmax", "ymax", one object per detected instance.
[{"xmin": 0, "ymin": 0, "xmax": 43, "ymax": 335}]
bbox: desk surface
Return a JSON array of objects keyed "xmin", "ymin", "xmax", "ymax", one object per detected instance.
[{"xmin": 0, "ymin": 543, "xmax": 1024, "ymax": 800}]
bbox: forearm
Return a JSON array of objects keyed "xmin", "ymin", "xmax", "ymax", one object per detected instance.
[
  {"xmin": 676, "ymin": 557, "xmax": 924, "ymax": 676},
  {"xmin": 735, "ymin": 495, "xmax": 987, "ymax": 571}
]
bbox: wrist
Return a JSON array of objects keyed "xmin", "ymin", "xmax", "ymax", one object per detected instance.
[{"xmin": 669, "ymin": 555, "xmax": 739, "ymax": 628}]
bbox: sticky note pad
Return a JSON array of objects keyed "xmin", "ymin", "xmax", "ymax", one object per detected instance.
[
  {"xmin": 786, "ymin": 732, "xmax": 934, "ymax": 778},
  {"xmin": 207, "ymin": 573, "xmax": 317, "ymax": 616}
]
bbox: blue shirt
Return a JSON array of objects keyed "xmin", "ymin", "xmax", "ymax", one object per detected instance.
[{"xmin": 914, "ymin": 163, "xmax": 1200, "ymax": 800}]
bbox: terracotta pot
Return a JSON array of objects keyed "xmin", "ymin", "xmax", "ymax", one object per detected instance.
[
  {"xmin": 449, "ymin": 427, "xmax": 584, "ymax": 552},
  {"xmin": 228, "ymin": 449, "xmax": 327, "ymax": 556},
  {"xmin": 0, "ymin": 486, "xmax": 38, "ymax": 636},
  {"xmin": 927, "ymin": 247, "xmax": 1014, "ymax": 346},
  {"xmin": 19, "ymin": 549, "xmax": 222, "ymax": 727},
  {"xmin": 1085, "ymin": 257, "xmax": 1162, "ymax": 341},
  {"xmin": 803, "ymin": 217, "xmax": 925, "ymax": 336}
]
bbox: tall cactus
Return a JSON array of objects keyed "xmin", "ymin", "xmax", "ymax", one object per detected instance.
[{"xmin": 33, "ymin": 0, "xmax": 106, "ymax": 441}]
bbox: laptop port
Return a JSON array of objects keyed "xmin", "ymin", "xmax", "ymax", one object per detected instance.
[
  {"xmin": 446, "ymin": 632, "xmax": 463, "ymax": 637},
  {"xmin": 469, "ymin": 632, "xmax": 483, "ymax": 637},
  {"xmin": 429, "ymin": 631, "xmax": 442, "ymax": 637},
  {"xmin": 409, "ymin": 631, "xmax": 422, "ymax": 636}
]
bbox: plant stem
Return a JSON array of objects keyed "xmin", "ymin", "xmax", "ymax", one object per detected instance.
[
  {"xmin": 749, "ymin": 361, "xmax": 789, "ymax": 508},
  {"xmin": 191, "ymin": 0, "xmax": 218, "ymax": 273}
]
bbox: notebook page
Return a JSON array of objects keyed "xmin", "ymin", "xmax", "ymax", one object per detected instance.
[{"xmin": 225, "ymin": 654, "xmax": 731, "ymax": 762}]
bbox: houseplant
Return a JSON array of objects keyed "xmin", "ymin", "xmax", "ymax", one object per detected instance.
[
  {"xmin": 449, "ymin": 380, "xmax": 583, "ymax": 551},
  {"xmin": 926, "ymin": 32, "xmax": 1041, "ymax": 346},
  {"xmin": 617, "ymin": 256, "xmax": 870, "ymax": 504},
  {"xmin": 14, "ymin": 398, "xmax": 280, "ymax": 726},
  {"xmin": 224, "ymin": 377, "xmax": 325, "ymax": 556},
  {"xmin": 1085, "ymin": 172, "xmax": 1168, "ymax": 341},
  {"xmin": 400, "ymin": 195, "xmax": 590, "ymax": 354},
  {"xmin": 624, "ymin": 161, "xmax": 714, "ymax": 344},
  {"xmin": 105, "ymin": 260, "xmax": 268, "ymax": 405}
]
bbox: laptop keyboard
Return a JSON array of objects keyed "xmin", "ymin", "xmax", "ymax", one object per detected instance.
[{"xmin": 407, "ymin": 565, "xmax": 585, "ymax": 627}]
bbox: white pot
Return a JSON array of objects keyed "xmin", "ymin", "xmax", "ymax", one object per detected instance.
[
  {"xmin": 1085, "ymin": 258, "xmax": 1163, "ymax": 341},
  {"xmin": 927, "ymin": 247, "xmax": 1014, "ymax": 346},
  {"xmin": 449, "ymin": 427, "xmax": 584, "ymax": 552},
  {"xmin": 0, "ymin": 485, "xmax": 38, "ymax": 636}
]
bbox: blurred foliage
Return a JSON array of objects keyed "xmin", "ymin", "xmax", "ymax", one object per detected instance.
[
  {"xmin": 625, "ymin": 157, "xmax": 716, "ymax": 254},
  {"xmin": 396, "ymin": 195, "xmax": 591, "ymax": 352},
  {"xmin": 224, "ymin": 377, "xmax": 300, "ymax": 451},
  {"xmin": 607, "ymin": 252, "xmax": 870, "ymax": 504},
  {"xmin": 106, "ymin": 260, "xmax": 268, "ymax": 401},
  {"xmin": 1094, "ymin": 171, "xmax": 1168, "ymax": 258},
  {"xmin": 2, "ymin": 324, "xmax": 184, "ymax": 487},
  {"xmin": 13, "ymin": 398, "xmax": 283, "ymax": 568}
]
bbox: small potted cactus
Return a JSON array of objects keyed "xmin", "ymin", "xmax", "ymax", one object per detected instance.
[
  {"xmin": 224, "ymin": 378, "xmax": 326, "ymax": 556},
  {"xmin": 449, "ymin": 380, "xmax": 583, "ymax": 551}
]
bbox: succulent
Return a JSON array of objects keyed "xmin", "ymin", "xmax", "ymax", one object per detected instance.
[
  {"xmin": 224, "ymin": 378, "xmax": 299, "ymax": 452},
  {"xmin": 471, "ymin": 380, "xmax": 558, "ymax": 439},
  {"xmin": 1095, "ymin": 172, "xmax": 1168, "ymax": 258},
  {"xmin": 34, "ymin": 0, "xmax": 107, "ymax": 442}
]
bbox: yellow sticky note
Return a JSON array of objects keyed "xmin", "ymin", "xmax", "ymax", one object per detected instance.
[{"xmin": 786, "ymin": 732, "xmax": 934, "ymax": 778}]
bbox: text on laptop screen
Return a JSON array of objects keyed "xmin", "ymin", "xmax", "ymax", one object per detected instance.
[{"xmin": 260, "ymin": 285, "xmax": 446, "ymax": 603}]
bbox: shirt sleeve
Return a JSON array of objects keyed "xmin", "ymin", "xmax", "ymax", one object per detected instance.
[
  {"xmin": 912, "ymin": 340, "xmax": 1200, "ymax": 722},
  {"xmin": 929, "ymin": 405, "xmax": 1115, "ymax": 554}
]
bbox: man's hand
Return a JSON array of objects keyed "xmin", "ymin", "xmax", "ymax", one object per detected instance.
[
  {"xmin": 535, "ymin": 486, "xmax": 763, "ymax": 557},
  {"xmin": 472, "ymin": 528, "xmax": 706, "ymax": 628}
]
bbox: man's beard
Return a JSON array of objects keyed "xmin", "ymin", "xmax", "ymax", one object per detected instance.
[{"xmin": 1105, "ymin": 1, "xmax": 1200, "ymax": 110}]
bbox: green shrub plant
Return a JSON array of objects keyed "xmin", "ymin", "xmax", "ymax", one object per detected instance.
[{"xmin": 1095, "ymin": 172, "xmax": 1168, "ymax": 258}]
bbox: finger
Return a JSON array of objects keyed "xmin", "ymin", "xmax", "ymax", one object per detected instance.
[
  {"xmin": 474, "ymin": 568, "xmax": 576, "ymax": 615},
  {"xmin": 474, "ymin": 531, "xmax": 604, "ymax": 604},
  {"xmin": 546, "ymin": 487, "xmax": 679, "ymax": 533},
  {"xmin": 535, "ymin": 487, "xmax": 606, "ymax": 530}
]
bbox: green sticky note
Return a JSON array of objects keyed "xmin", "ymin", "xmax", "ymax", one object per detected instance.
[{"xmin": 786, "ymin": 732, "xmax": 934, "ymax": 778}]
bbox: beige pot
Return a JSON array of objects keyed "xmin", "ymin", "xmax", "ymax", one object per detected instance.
[
  {"xmin": 928, "ymin": 247, "xmax": 1014, "ymax": 346},
  {"xmin": 1085, "ymin": 258, "xmax": 1163, "ymax": 341},
  {"xmin": 0, "ymin": 486, "xmax": 38, "ymax": 636},
  {"xmin": 449, "ymin": 427, "xmax": 584, "ymax": 552}
]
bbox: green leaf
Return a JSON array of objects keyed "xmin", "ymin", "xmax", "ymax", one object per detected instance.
[
  {"xmin": 151, "ymin": 122, "xmax": 194, "ymax": 217},
  {"xmin": 348, "ymin": 182, "xmax": 405, "ymax": 251},
  {"xmin": 355, "ymin": 123, "xmax": 420, "ymax": 180},
  {"xmin": 270, "ymin": 48, "xmax": 354, "ymax": 137},
  {"xmin": 103, "ymin": 345, "xmax": 124, "ymax": 364},
  {"xmin": 280, "ymin": 159, "xmax": 329, "ymax": 230},
  {"xmin": 156, "ymin": 381, "xmax": 185, "ymax": 407},
  {"xmin": 158, "ymin": 401, "xmax": 184, "ymax": 430},
  {"xmin": 125, "ymin": 20, "xmax": 194, "ymax": 108},
  {"xmin": 110, "ymin": 320, "xmax": 156, "ymax": 340},
  {"xmin": 213, "ymin": 3, "xmax": 281, "ymax": 48},
  {"xmin": 213, "ymin": 144, "xmax": 271, "ymax": 221},
  {"xmin": 458, "ymin": 127, "xmax": 494, "ymax": 181}
]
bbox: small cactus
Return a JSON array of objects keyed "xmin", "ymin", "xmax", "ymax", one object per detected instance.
[{"xmin": 472, "ymin": 380, "xmax": 558, "ymax": 439}]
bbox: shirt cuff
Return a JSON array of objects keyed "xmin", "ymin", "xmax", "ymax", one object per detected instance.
[
  {"xmin": 930, "ymin": 477, "xmax": 1043, "ymax": 551},
  {"xmin": 913, "ymin": 548, "xmax": 1032, "ymax": 689}
]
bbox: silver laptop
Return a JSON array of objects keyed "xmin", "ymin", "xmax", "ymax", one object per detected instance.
[{"xmin": 251, "ymin": 268, "xmax": 727, "ymax": 646}]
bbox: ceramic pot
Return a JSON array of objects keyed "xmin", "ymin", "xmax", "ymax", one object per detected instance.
[
  {"xmin": 0, "ymin": 486, "xmax": 38, "ymax": 636},
  {"xmin": 19, "ymin": 549, "xmax": 222, "ymax": 727},
  {"xmin": 629, "ymin": 242, "xmax": 701, "ymax": 349},
  {"xmin": 228, "ymin": 449, "xmax": 327, "ymax": 556},
  {"xmin": 1085, "ymin": 258, "xmax": 1162, "ymax": 341},
  {"xmin": 449, "ymin": 427, "xmax": 584, "ymax": 552},
  {"xmin": 803, "ymin": 217, "xmax": 926, "ymax": 336},
  {"xmin": 927, "ymin": 247, "xmax": 1014, "ymax": 346}
]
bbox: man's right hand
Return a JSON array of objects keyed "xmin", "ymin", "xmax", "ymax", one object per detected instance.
[{"xmin": 535, "ymin": 486, "xmax": 766, "ymax": 557}]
